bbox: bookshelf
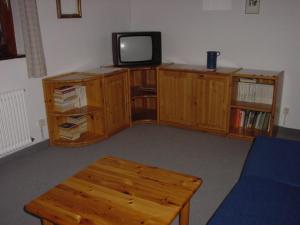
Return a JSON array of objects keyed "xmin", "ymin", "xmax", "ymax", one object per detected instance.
[
  {"xmin": 43, "ymin": 72, "xmax": 106, "ymax": 146},
  {"xmin": 129, "ymin": 67, "xmax": 158, "ymax": 123},
  {"xmin": 229, "ymin": 69, "xmax": 284, "ymax": 140},
  {"xmin": 43, "ymin": 68, "xmax": 130, "ymax": 147}
]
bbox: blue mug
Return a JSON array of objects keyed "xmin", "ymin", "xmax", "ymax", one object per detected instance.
[{"xmin": 207, "ymin": 51, "xmax": 221, "ymax": 69}]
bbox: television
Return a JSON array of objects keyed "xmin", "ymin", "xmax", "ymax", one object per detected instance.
[{"xmin": 112, "ymin": 31, "xmax": 161, "ymax": 67}]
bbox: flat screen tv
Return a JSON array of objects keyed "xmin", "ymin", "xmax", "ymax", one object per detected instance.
[{"xmin": 112, "ymin": 31, "xmax": 161, "ymax": 67}]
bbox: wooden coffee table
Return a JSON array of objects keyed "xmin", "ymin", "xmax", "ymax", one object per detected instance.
[{"xmin": 25, "ymin": 156, "xmax": 202, "ymax": 225}]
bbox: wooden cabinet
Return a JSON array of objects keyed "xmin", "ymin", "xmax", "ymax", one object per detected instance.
[
  {"xmin": 43, "ymin": 64, "xmax": 283, "ymax": 147},
  {"xmin": 204, "ymin": 74, "xmax": 230, "ymax": 132},
  {"xmin": 158, "ymin": 66, "xmax": 232, "ymax": 134},
  {"xmin": 43, "ymin": 69, "xmax": 130, "ymax": 147},
  {"xmin": 43, "ymin": 73, "xmax": 106, "ymax": 147},
  {"xmin": 103, "ymin": 71, "xmax": 130, "ymax": 135},
  {"xmin": 158, "ymin": 70, "xmax": 194, "ymax": 126}
]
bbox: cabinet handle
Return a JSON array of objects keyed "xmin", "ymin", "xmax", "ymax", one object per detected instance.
[{"xmin": 197, "ymin": 74, "xmax": 205, "ymax": 78}]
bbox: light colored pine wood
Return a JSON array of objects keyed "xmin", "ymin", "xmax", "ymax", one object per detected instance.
[
  {"xmin": 158, "ymin": 70, "xmax": 195, "ymax": 126},
  {"xmin": 230, "ymin": 69, "xmax": 283, "ymax": 139},
  {"xmin": 192, "ymin": 73, "xmax": 207, "ymax": 127},
  {"xmin": 25, "ymin": 156, "xmax": 202, "ymax": 225},
  {"xmin": 130, "ymin": 68, "xmax": 158, "ymax": 122},
  {"xmin": 103, "ymin": 71, "xmax": 131, "ymax": 136},
  {"xmin": 158, "ymin": 69, "xmax": 231, "ymax": 133},
  {"xmin": 205, "ymin": 75, "xmax": 230, "ymax": 132},
  {"xmin": 43, "ymin": 64, "xmax": 283, "ymax": 146},
  {"xmin": 179, "ymin": 201, "xmax": 190, "ymax": 225},
  {"xmin": 41, "ymin": 219, "xmax": 55, "ymax": 225},
  {"xmin": 43, "ymin": 69, "xmax": 129, "ymax": 147}
]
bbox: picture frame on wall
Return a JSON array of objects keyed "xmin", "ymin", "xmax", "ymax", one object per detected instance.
[{"xmin": 245, "ymin": 0, "xmax": 260, "ymax": 14}]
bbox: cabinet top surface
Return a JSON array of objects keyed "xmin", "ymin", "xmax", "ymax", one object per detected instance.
[
  {"xmin": 84, "ymin": 67, "xmax": 127, "ymax": 75},
  {"xmin": 44, "ymin": 68, "xmax": 127, "ymax": 82},
  {"xmin": 235, "ymin": 68, "xmax": 283, "ymax": 78},
  {"xmin": 159, "ymin": 63, "xmax": 241, "ymax": 75}
]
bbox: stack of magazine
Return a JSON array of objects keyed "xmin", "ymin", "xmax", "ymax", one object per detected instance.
[
  {"xmin": 53, "ymin": 85, "xmax": 87, "ymax": 112},
  {"xmin": 58, "ymin": 115, "xmax": 88, "ymax": 140}
]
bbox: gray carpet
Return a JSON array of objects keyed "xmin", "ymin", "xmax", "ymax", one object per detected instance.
[{"xmin": 0, "ymin": 124, "xmax": 253, "ymax": 225}]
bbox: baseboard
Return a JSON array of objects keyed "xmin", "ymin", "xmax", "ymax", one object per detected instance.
[
  {"xmin": 276, "ymin": 126, "xmax": 300, "ymax": 140},
  {"xmin": 0, "ymin": 139, "xmax": 49, "ymax": 165}
]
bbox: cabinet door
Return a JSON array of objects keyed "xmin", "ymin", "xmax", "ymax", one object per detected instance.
[
  {"xmin": 104, "ymin": 72, "xmax": 130, "ymax": 136},
  {"xmin": 205, "ymin": 75, "xmax": 230, "ymax": 132},
  {"xmin": 192, "ymin": 73, "xmax": 207, "ymax": 127},
  {"xmin": 159, "ymin": 70, "xmax": 194, "ymax": 126}
]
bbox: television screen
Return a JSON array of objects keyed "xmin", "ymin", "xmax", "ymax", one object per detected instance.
[
  {"xmin": 120, "ymin": 36, "xmax": 152, "ymax": 62},
  {"xmin": 112, "ymin": 31, "xmax": 161, "ymax": 67}
]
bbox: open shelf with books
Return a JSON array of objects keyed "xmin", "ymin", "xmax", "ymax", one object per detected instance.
[
  {"xmin": 129, "ymin": 67, "xmax": 158, "ymax": 123},
  {"xmin": 48, "ymin": 111, "xmax": 105, "ymax": 146},
  {"xmin": 229, "ymin": 69, "xmax": 284, "ymax": 140},
  {"xmin": 43, "ymin": 72, "xmax": 106, "ymax": 146}
]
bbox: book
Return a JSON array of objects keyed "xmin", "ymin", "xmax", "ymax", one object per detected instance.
[
  {"xmin": 246, "ymin": 111, "xmax": 255, "ymax": 128},
  {"xmin": 239, "ymin": 110, "xmax": 245, "ymax": 127},
  {"xmin": 233, "ymin": 109, "xmax": 241, "ymax": 128},
  {"xmin": 258, "ymin": 112, "xmax": 266, "ymax": 130},
  {"xmin": 254, "ymin": 112, "xmax": 262, "ymax": 129},
  {"xmin": 75, "ymin": 86, "xmax": 87, "ymax": 108},
  {"xmin": 58, "ymin": 122, "xmax": 78, "ymax": 129},
  {"xmin": 236, "ymin": 82, "xmax": 274, "ymax": 105},
  {"xmin": 54, "ymin": 95, "xmax": 78, "ymax": 104},
  {"xmin": 67, "ymin": 115, "xmax": 87, "ymax": 124},
  {"xmin": 243, "ymin": 110, "xmax": 250, "ymax": 128},
  {"xmin": 53, "ymin": 90, "xmax": 76, "ymax": 99},
  {"xmin": 239, "ymin": 78, "xmax": 257, "ymax": 83},
  {"xmin": 54, "ymin": 86, "xmax": 76, "ymax": 94},
  {"xmin": 60, "ymin": 132, "xmax": 81, "ymax": 140},
  {"xmin": 53, "ymin": 85, "xmax": 80, "ymax": 112},
  {"xmin": 262, "ymin": 113, "xmax": 271, "ymax": 131},
  {"xmin": 54, "ymin": 103, "xmax": 75, "ymax": 112}
]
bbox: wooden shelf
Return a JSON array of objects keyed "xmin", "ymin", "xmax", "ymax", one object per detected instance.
[
  {"xmin": 53, "ymin": 132, "xmax": 106, "ymax": 147},
  {"xmin": 44, "ymin": 70, "xmax": 130, "ymax": 147},
  {"xmin": 49, "ymin": 106, "xmax": 103, "ymax": 116},
  {"xmin": 229, "ymin": 127, "xmax": 271, "ymax": 140},
  {"xmin": 132, "ymin": 108, "xmax": 157, "ymax": 122},
  {"xmin": 131, "ymin": 86, "xmax": 157, "ymax": 97},
  {"xmin": 132, "ymin": 95, "xmax": 157, "ymax": 99},
  {"xmin": 130, "ymin": 68, "xmax": 158, "ymax": 123},
  {"xmin": 228, "ymin": 69, "xmax": 283, "ymax": 139},
  {"xmin": 231, "ymin": 101, "xmax": 272, "ymax": 112}
]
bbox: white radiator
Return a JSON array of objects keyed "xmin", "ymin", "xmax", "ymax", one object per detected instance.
[{"xmin": 0, "ymin": 89, "xmax": 32, "ymax": 158}]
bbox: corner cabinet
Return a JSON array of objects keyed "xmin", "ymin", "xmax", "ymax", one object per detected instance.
[
  {"xmin": 43, "ymin": 68, "xmax": 130, "ymax": 147},
  {"xmin": 158, "ymin": 65, "xmax": 234, "ymax": 134}
]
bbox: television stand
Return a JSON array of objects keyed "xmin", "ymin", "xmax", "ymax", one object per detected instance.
[{"xmin": 129, "ymin": 66, "xmax": 158, "ymax": 124}]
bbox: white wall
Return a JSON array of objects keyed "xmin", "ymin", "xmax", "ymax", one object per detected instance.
[
  {"xmin": 1, "ymin": 0, "xmax": 299, "ymax": 149},
  {"xmin": 130, "ymin": 0, "xmax": 300, "ymax": 129},
  {"xmin": 38, "ymin": 0, "xmax": 131, "ymax": 75},
  {"xmin": 0, "ymin": 0, "xmax": 131, "ymax": 145}
]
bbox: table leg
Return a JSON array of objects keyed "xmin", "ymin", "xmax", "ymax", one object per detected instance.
[
  {"xmin": 42, "ymin": 219, "xmax": 55, "ymax": 225},
  {"xmin": 179, "ymin": 201, "xmax": 190, "ymax": 225}
]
